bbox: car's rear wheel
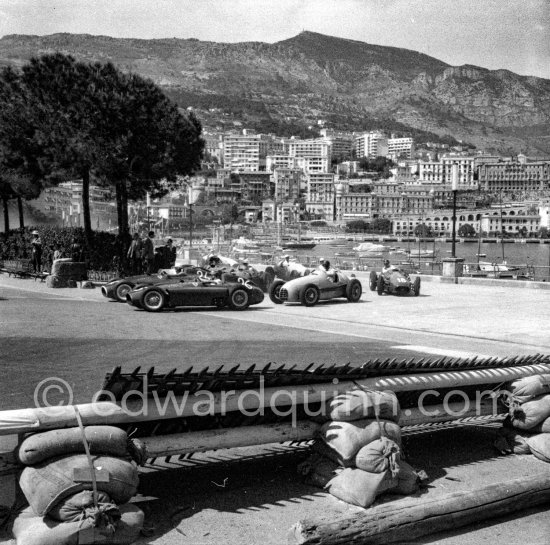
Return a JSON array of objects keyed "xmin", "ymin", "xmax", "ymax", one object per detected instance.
[
  {"xmin": 269, "ymin": 280, "xmax": 285, "ymax": 304},
  {"xmin": 300, "ymin": 284, "xmax": 320, "ymax": 307},
  {"xmin": 229, "ymin": 288, "xmax": 250, "ymax": 310},
  {"xmin": 346, "ymin": 279, "xmax": 362, "ymax": 302},
  {"xmin": 142, "ymin": 289, "xmax": 165, "ymax": 312},
  {"xmin": 377, "ymin": 275, "xmax": 385, "ymax": 296},
  {"xmin": 413, "ymin": 277, "xmax": 421, "ymax": 296},
  {"xmin": 115, "ymin": 282, "xmax": 133, "ymax": 302},
  {"xmin": 369, "ymin": 271, "xmax": 378, "ymax": 291}
]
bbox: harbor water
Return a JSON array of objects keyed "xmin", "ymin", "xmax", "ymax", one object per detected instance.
[{"xmin": 277, "ymin": 239, "xmax": 550, "ymax": 280}]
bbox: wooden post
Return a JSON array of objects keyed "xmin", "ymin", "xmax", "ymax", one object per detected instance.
[{"xmin": 289, "ymin": 472, "xmax": 550, "ymax": 544}]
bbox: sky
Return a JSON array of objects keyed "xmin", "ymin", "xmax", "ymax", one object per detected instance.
[{"xmin": 0, "ymin": 0, "xmax": 549, "ymax": 79}]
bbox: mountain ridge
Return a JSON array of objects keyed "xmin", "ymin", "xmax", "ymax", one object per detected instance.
[{"xmin": 0, "ymin": 31, "xmax": 549, "ymax": 155}]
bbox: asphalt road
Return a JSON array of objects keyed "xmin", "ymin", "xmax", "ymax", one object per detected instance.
[
  {"xmin": 0, "ymin": 284, "xmax": 425, "ymax": 411},
  {"xmin": 1, "ymin": 276, "xmax": 547, "ymax": 411}
]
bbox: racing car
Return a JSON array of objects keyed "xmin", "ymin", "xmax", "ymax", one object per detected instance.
[
  {"xmin": 269, "ymin": 269, "xmax": 362, "ymax": 307},
  {"xmin": 369, "ymin": 268, "xmax": 421, "ymax": 296},
  {"xmin": 126, "ymin": 277, "xmax": 264, "ymax": 312},
  {"xmin": 101, "ymin": 265, "xmax": 211, "ymax": 302}
]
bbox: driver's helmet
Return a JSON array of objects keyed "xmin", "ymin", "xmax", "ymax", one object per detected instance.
[
  {"xmin": 319, "ymin": 257, "xmax": 325, "ymax": 265},
  {"xmin": 383, "ymin": 260, "xmax": 390, "ymax": 267}
]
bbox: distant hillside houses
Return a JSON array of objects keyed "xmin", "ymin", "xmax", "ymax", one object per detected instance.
[{"xmin": 30, "ymin": 127, "xmax": 550, "ymax": 234}]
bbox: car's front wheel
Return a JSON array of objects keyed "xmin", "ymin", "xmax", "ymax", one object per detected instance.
[
  {"xmin": 346, "ymin": 279, "xmax": 362, "ymax": 302},
  {"xmin": 369, "ymin": 271, "xmax": 378, "ymax": 291},
  {"xmin": 413, "ymin": 277, "xmax": 421, "ymax": 296},
  {"xmin": 300, "ymin": 284, "xmax": 320, "ymax": 307},
  {"xmin": 229, "ymin": 288, "xmax": 250, "ymax": 310},
  {"xmin": 142, "ymin": 289, "xmax": 165, "ymax": 312},
  {"xmin": 269, "ymin": 280, "xmax": 285, "ymax": 304},
  {"xmin": 115, "ymin": 282, "xmax": 133, "ymax": 302},
  {"xmin": 377, "ymin": 275, "xmax": 385, "ymax": 296}
]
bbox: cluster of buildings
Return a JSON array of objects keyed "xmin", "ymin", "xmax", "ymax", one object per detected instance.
[{"xmin": 29, "ymin": 127, "xmax": 550, "ymax": 238}]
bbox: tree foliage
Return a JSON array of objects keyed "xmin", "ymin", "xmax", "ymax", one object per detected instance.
[
  {"xmin": 458, "ymin": 223, "xmax": 476, "ymax": 237},
  {"xmin": 0, "ymin": 54, "xmax": 204, "ymax": 254},
  {"xmin": 414, "ymin": 223, "xmax": 434, "ymax": 237}
]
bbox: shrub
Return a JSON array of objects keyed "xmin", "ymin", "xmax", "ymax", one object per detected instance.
[{"xmin": 0, "ymin": 227, "xmax": 119, "ymax": 271}]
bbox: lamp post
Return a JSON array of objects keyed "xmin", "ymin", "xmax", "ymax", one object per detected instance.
[
  {"xmin": 401, "ymin": 192, "xmax": 410, "ymax": 253},
  {"xmin": 451, "ymin": 163, "xmax": 459, "ymax": 258}
]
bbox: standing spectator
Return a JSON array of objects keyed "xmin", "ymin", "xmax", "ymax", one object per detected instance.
[
  {"xmin": 53, "ymin": 243, "xmax": 63, "ymax": 261},
  {"xmin": 30, "ymin": 230, "xmax": 42, "ymax": 273},
  {"xmin": 127, "ymin": 233, "xmax": 143, "ymax": 274},
  {"xmin": 164, "ymin": 238, "xmax": 176, "ymax": 268},
  {"xmin": 70, "ymin": 237, "xmax": 82, "ymax": 261},
  {"xmin": 142, "ymin": 231, "xmax": 155, "ymax": 274}
]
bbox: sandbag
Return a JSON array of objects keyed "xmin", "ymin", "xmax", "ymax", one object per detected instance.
[
  {"xmin": 494, "ymin": 425, "xmax": 533, "ymax": 455},
  {"xmin": 317, "ymin": 419, "xmax": 402, "ymax": 466},
  {"xmin": 322, "ymin": 390, "xmax": 400, "ymax": 423},
  {"xmin": 325, "ymin": 467, "xmax": 398, "ymax": 508},
  {"xmin": 510, "ymin": 394, "xmax": 550, "ymax": 430},
  {"xmin": 48, "ymin": 490, "xmax": 114, "ymax": 522},
  {"xmin": 19, "ymin": 455, "xmax": 139, "ymax": 517},
  {"xmin": 392, "ymin": 461, "xmax": 426, "ymax": 495},
  {"xmin": 297, "ymin": 453, "xmax": 341, "ymax": 489},
  {"xmin": 17, "ymin": 426, "xmax": 130, "ymax": 465},
  {"xmin": 509, "ymin": 374, "xmax": 550, "ymax": 404},
  {"xmin": 527, "ymin": 416, "xmax": 550, "ymax": 433},
  {"xmin": 12, "ymin": 503, "xmax": 144, "ymax": 545},
  {"xmin": 355, "ymin": 437, "xmax": 400, "ymax": 474},
  {"xmin": 526, "ymin": 434, "xmax": 550, "ymax": 463},
  {"xmin": 51, "ymin": 260, "xmax": 87, "ymax": 279}
]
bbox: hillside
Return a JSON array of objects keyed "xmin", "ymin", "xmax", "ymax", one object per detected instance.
[{"xmin": 0, "ymin": 31, "xmax": 549, "ymax": 154}]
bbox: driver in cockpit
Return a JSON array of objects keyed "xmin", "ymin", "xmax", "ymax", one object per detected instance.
[{"xmin": 321, "ymin": 259, "xmax": 337, "ymax": 282}]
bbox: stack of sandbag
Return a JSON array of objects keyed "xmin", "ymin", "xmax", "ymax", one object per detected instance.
[
  {"xmin": 12, "ymin": 425, "xmax": 146, "ymax": 545},
  {"xmin": 298, "ymin": 389, "xmax": 427, "ymax": 508},
  {"xmin": 495, "ymin": 374, "xmax": 550, "ymax": 462},
  {"xmin": 46, "ymin": 259, "xmax": 87, "ymax": 288}
]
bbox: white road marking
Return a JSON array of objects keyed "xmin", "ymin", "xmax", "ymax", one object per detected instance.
[{"xmin": 391, "ymin": 345, "xmax": 491, "ymax": 358}]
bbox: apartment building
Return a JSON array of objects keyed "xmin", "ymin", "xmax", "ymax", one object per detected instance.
[
  {"xmin": 354, "ymin": 131, "xmax": 388, "ymax": 159},
  {"xmin": 477, "ymin": 156, "xmax": 550, "ymax": 192},
  {"xmin": 32, "ymin": 181, "xmax": 114, "ymax": 226},
  {"xmin": 387, "ymin": 137, "xmax": 414, "ymax": 160},
  {"xmin": 288, "ymin": 138, "xmax": 331, "ymax": 173},
  {"xmin": 272, "ymin": 168, "xmax": 302, "ymax": 203},
  {"xmin": 306, "ymin": 173, "xmax": 336, "ymax": 202},
  {"xmin": 238, "ymin": 172, "xmax": 273, "ymax": 202},
  {"xmin": 441, "ymin": 156, "xmax": 476, "ymax": 188},
  {"xmin": 223, "ymin": 133, "xmax": 261, "ymax": 172}
]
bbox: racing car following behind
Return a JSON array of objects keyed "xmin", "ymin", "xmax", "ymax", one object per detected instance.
[
  {"xmin": 269, "ymin": 268, "xmax": 362, "ymax": 307},
  {"xmin": 126, "ymin": 278, "xmax": 264, "ymax": 312},
  {"xmin": 369, "ymin": 268, "xmax": 421, "ymax": 296},
  {"xmin": 101, "ymin": 265, "xmax": 211, "ymax": 302}
]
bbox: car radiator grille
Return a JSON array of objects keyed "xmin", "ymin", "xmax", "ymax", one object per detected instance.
[{"xmin": 279, "ymin": 288, "xmax": 288, "ymax": 300}]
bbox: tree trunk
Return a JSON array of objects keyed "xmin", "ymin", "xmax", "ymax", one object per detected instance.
[
  {"xmin": 115, "ymin": 181, "xmax": 124, "ymax": 235},
  {"xmin": 115, "ymin": 181, "xmax": 131, "ymax": 268},
  {"xmin": 17, "ymin": 197, "xmax": 24, "ymax": 229},
  {"xmin": 2, "ymin": 197, "xmax": 9, "ymax": 235},
  {"xmin": 81, "ymin": 168, "xmax": 92, "ymax": 247}
]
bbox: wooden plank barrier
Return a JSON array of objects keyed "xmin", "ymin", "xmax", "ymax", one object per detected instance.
[{"xmin": 1, "ymin": 363, "xmax": 543, "ymax": 437}]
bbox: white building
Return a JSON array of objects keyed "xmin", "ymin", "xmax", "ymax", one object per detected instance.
[
  {"xmin": 354, "ymin": 131, "xmax": 388, "ymax": 159},
  {"xmin": 223, "ymin": 133, "xmax": 261, "ymax": 172},
  {"xmin": 387, "ymin": 137, "xmax": 414, "ymax": 160}
]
